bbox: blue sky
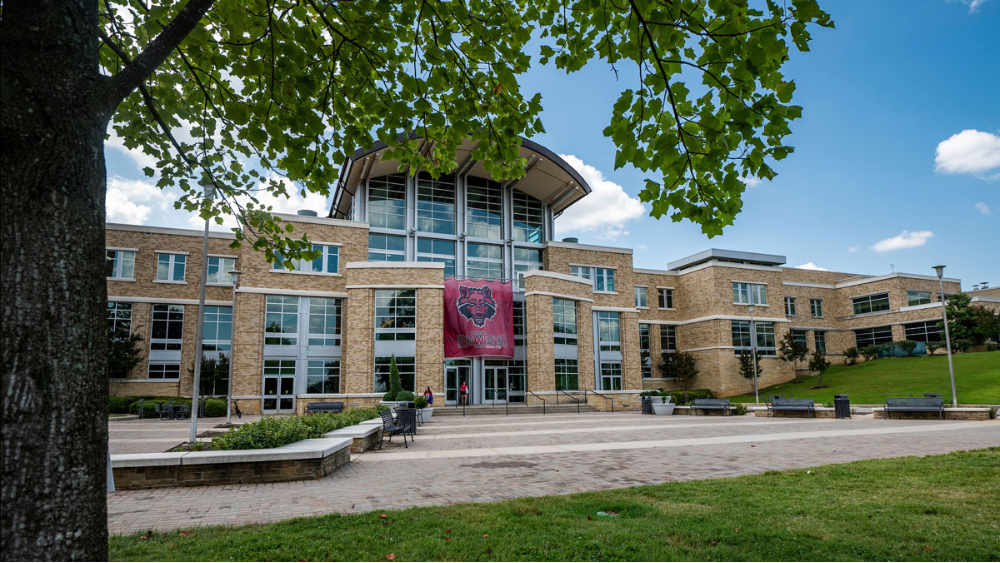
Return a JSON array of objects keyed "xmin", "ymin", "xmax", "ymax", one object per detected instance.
[{"xmin": 105, "ymin": 0, "xmax": 999, "ymax": 288}]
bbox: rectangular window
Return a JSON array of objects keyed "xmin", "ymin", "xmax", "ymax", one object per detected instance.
[
  {"xmin": 907, "ymin": 291, "xmax": 932, "ymax": 306},
  {"xmin": 374, "ymin": 356, "xmax": 415, "ymax": 393},
  {"xmin": 791, "ymin": 329, "xmax": 808, "ymax": 349},
  {"xmin": 639, "ymin": 324, "xmax": 651, "ymax": 378},
  {"xmin": 554, "ymin": 359, "xmax": 579, "ymax": 391},
  {"xmin": 264, "ymin": 296, "xmax": 298, "ymax": 345},
  {"xmin": 513, "ymin": 247, "xmax": 543, "ymax": 291},
  {"xmin": 148, "ymin": 364, "xmax": 180, "ymax": 379},
  {"xmin": 466, "ymin": 176, "xmax": 503, "ymax": 239},
  {"xmin": 814, "ymin": 331, "xmax": 827, "ymax": 354},
  {"xmin": 852, "ymin": 292, "xmax": 891, "ymax": 315},
  {"xmin": 731, "ymin": 320, "xmax": 777, "ymax": 356},
  {"xmin": 936, "ymin": 292, "xmax": 953, "ymax": 302},
  {"xmin": 155, "ymin": 253, "xmax": 186, "ymax": 282},
  {"xmin": 658, "ymin": 288, "xmax": 674, "ymax": 309},
  {"xmin": 107, "ymin": 302, "xmax": 133, "ymax": 334},
  {"xmin": 106, "ymin": 250, "xmax": 135, "ymax": 280},
  {"xmin": 416, "ymin": 238, "xmax": 456, "ymax": 278},
  {"xmin": 368, "ymin": 233, "xmax": 406, "ymax": 262},
  {"xmin": 513, "ymin": 301, "xmax": 526, "ymax": 347},
  {"xmin": 634, "ymin": 286, "xmax": 648, "ymax": 308},
  {"xmin": 150, "ymin": 304, "xmax": 184, "ymax": 350},
  {"xmin": 600, "ymin": 362, "xmax": 623, "ymax": 391},
  {"xmin": 368, "ymin": 174, "xmax": 407, "ymax": 230},
  {"xmin": 854, "ymin": 326, "xmax": 894, "ymax": 348},
  {"xmin": 306, "ymin": 359, "xmax": 341, "ymax": 394},
  {"xmin": 570, "ymin": 265, "xmax": 592, "ymax": 281},
  {"xmin": 467, "ymin": 243, "xmax": 503, "ymax": 280},
  {"xmin": 810, "ymin": 298, "xmax": 823, "ymax": 318},
  {"xmin": 904, "ymin": 320, "xmax": 943, "ymax": 343},
  {"xmin": 416, "ymin": 172, "xmax": 456, "ymax": 235},
  {"xmin": 206, "ymin": 256, "xmax": 237, "ymax": 283},
  {"xmin": 594, "ymin": 268, "xmax": 615, "ymax": 292},
  {"xmin": 784, "ymin": 297, "xmax": 796, "ymax": 316},
  {"xmin": 375, "ymin": 289, "xmax": 416, "ymax": 341},
  {"xmin": 273, "ymin": 245, "xmax": 338, "ymax": 274},
  {"xmin": 732, "ymin": 282, "xmax": 767, "ymax": 305},
  {"xmin": 553, "ymin": 298, "xmax": 578, "ymax": 345},
  {"xmin": 511, "ymin": 189, "xmax": 544, "ymax": 243},
  {"xmin": 660, "ymin": 325, "xmax": 677, "ymax": 353},
  {"xmin": 202, "ymin": 306, "xmax": 232, "ymax": 352},
  {"xmin": 308, "ymin": 298, "xmax": 342, "ymax": 346},
  {"xmin": 598, "ymin": 311, "xmax": 621, "ymax": 352}
]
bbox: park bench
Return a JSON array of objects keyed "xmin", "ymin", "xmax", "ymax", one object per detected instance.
[
  {"xmin": 304, "ymin": 401, "xmax": 344, "ymax": 414},
  {"xmin": 690, "ymin": 398, "xmax": 732, "ymax": 416},
  {"xmin": 768, "ymin": 398, "xmax": 816, "ymax": 418},
  {"xmin": 883, "ymin": 397, "xmax": 944, "ymax": 420}
]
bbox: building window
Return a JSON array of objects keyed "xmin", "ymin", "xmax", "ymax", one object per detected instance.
[
  {"xmin": 598, "ymin": 311, "xmax": 621, "ymax": 352},
  {"xmin": 852, "ymin": 292, "xmax": 891, "ymax": 315},
  {"xmin": 936, "ymin": 292, "xmax": 953, "ymax": 302},
  {"xmin": 513, "ymin": 301, "xmax": 526, "ymax": 347},
  {"xmin": 639, "ymin": 324, "xmax": 651, "ymax": 378},
  {"xmin": 202, "ymin": 306, "xmax": 232, "ymax": 352},
  {"xmin": 784, "ymin": 297, "xmax": 796, "ymax": 316},
  {"xmin": 791, "ymin": 329, "xmax": 808, "ymax": 349},
  {"xmin": 415, "ymin": 172, "xmax": 456, "ymax": 235},
  {"xmin": 416, "ymin": 238, "xmax": 456, "ymax": 277},
  {"xmin": 308, "ymin": 298, "xmax": 342, "ymax": 346},
  {"xmin": 658, "ymin": 288, "xmax": 674, "ymax": 309},
  {"xmin": 374, "ymin": 356, "xmax": 415, "ymax": 393},
  {"xmin": 106, "ymin": 250, "xmax": 135, "ymax": 280},
  {"xmin": 512, "ymin": 189, "xmax": 544, "ymax": 243},
  {"xmin": 600, "ymin": 362, "xmax": 623, "ymax": 391},
  {"xmin": 660, "ymin": 325, "xmax": 677, "ymax": 353},
  {"xmin": 306, "ymin": 359, "xmax": 341, "ymax": 394},
  {"xmin": 368, "ymin": 233, "xmax": 406, "ymax": 262},
  {"xmin": 594, "ymin": 268, "xmax": 616, "ymax": 293},
  {"xmin": 904, "ymin": 321, "xmax": 943, "ymax": 343},
  {"xmin": 264, "ymin": 295, "xmax": 298, "ymax": 345},
  {"xmin": 204, "ymin": 256, "xmax": 236, "ymax": 283},
  {"xmin": 375, "ymin": 289, "xmax": 416, "ymax": 341},
  {"xmin": 810, "ymin": 298, "xmax": 823, "ymax": 318},
  {"xmin": 148, "ymin": 364, "xmax": 180, "ymax": 379},
  {"xmin": 555, "ymin": 359, "xmax": 578, "ymax": 391},
  {"xmin": 732, "ymin": 282, "xmax": 767, "ymax": 305},
  {"xmin": 368, "ymin": 174, "xmax": 406, "ymax": 230},
  {"xmin": 570, "ymin": 265, "xmax": 592, "ymax": 281},
  {"xmin": 150, "ymin": 304, "xmax": 184, "ymax": 350},
  {"xmin": 467, "ymin": 243, "xmax": 503, "ymax": 280},
  {"xmin": 107, "ymin": 302, "xmax": 133, "ymax": 334},
  {"xmin": 634, "ymin": 286, "xmax": 648, "ymax": 308},
  {"xmin": 553, "ymin": 298, "xmax": 577, "ymax": 345},
  {"xmin": 814, "ymin": 331, "xmax": 827, "ymax": 354},
  {"xmin": 854, "ymin": 326, "xmax": 893, "ymax": 348},
  {"xmin": 466, "ymin": 176, "xmax": 503, "ymax": 239},
  {"xmin": 155, "ymin": 253, "xmax": 186, "ymax": 282},
  {"xmin": 907, "ymin": 291, "xmax": 931, "ymax": 306},
  {"xmin": 731, "ymin": 320, "xmax": 777, "ymax": 356},
  {"xmin": 513, "ymin": 247, "xmax": 543, "ymax": 291},
  {"xmin": 274, "ymin": 245, "xmax": 338, "ymax": 274}
]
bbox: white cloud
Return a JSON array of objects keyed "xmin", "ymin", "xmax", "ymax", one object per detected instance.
[
  {"xmin": 871, "ymin": 230, "xmax": 934, "ymax": 253},
  {"xmin": 106, "ymin": 176, "xmax": 177, "ymax": 224},
  {"xmin": 106, "ymin": 126, "xmax": 158, "ymax": 171},
  {"xmin": 975, "ymin": 202, "xmax": 991, "ymax": 215},
  {"xmin": 934, "ymin": 129, "xmax": 1000, "ymax": 178},
  {"xmin": 848, "ymin": 246, "xmax": 860, "ymax": 253},
  {"xmin": 554, "ymin": 154, "xmax": 645, "ymax": 240},
  {"xmin": 740, "ymin": 176, "xmax": 762, "ymax": 188},
  {"xmin": 796, "ymin": 262, "xmax": 828, "ymax": 271},
  {"xmin": 951, "ymin": 0, "xmax": 989, "ymax": 13}
]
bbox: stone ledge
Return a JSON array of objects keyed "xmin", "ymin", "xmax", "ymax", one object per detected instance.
[
  {"xmin": 873, "ymin": 407, "xmax": 991, "ymax": 421},
  {"xmin": 325, "ymin": 423, "xmax": 383, "ymax": 453},
  {"xmin": 754, "ymin": 407, "xmax": 838, "ymax": 418}
]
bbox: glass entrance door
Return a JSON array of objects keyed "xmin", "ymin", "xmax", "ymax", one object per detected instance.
[
  {"xmin": 508, "ymin": 369, "xmax": 526, "ymax": 403},
  {"xmin": 484, "ymin": 367, "xmax": 508, "ymax": 403},
  {"xmin": 263, "ymin": 374, "xmax": 296, "ymax": 413},
  {"xmin": 445, "ymin": 361, "xmax": 471, "ymax": 405}
]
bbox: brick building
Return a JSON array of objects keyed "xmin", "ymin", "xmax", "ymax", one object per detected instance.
[{"xmin": 106, "ymin": 138, "xmax": 982, "ymax": 413}]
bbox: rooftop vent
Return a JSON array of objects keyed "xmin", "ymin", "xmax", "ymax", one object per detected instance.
[
  {"xmin": 296, "ymin": 209, "xmax": 319, "ymax": 217},
  {"xmin": 562, "ymin": 237, "xmax": 579, "ymax": 244}
]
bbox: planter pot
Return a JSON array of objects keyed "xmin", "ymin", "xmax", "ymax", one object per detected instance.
[
  {"xmin": 419, "ymin": 408, "xmax": 434, "ymax": 423},
  {"xmin": 652, "ymin": 402, "xmax": 676, "ymax": 416}
]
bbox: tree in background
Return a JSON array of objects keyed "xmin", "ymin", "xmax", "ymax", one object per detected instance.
[
  {"xmin": 737, "ymin": 349, "xmax": 763, "ymax": 387},
  {"xmin": 777, "ymin": 332, "xmax": 809, "ymax": 383},
  {"xmin": 387, "ymin": 355, "xmax": 403, "ymax": 402},
  {"xmin": 107, "ymin": 327, "xmax": 144, "ymax": 381},
  {"xmin": 1, "ymin": 1, "xmax": 831, "ymax": 558},
  {"xmin": 659, "ymin": 351, "xmax": 700, "ymax": 397},
  {"xmin": 189, "ymin": 354, "xmax": 230, "ymax": 396},
  {"xmin": 940, "ymin": 292, "xmax": 998, "ymax": 345},
  {"xmin": 808, "ymin": 351, "xmax": 832, "ymax": 388}
]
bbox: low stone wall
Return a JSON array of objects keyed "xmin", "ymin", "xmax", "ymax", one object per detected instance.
[
  {"xmin": 754, "ymin": 407, "xmax": 837, "ymax": 418},
  {"xmin": 873, "ymin": 408, "xmax": 990, "ymax": 421},
  {"xmin": 325, "ymin": 420, "xmax": 383, "ymax": 453}
]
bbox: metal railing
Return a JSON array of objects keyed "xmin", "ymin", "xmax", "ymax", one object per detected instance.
[
  {"xmin": 556, "ymin": 390, "xmax": 582, "ymax": 413},
  {"xmin": 588, "ymin": 390, "xmax": 614, "ymax": 412},
  {"xmin": 526, "ymin": 390, "xmax": 546, "ymax": 414}
]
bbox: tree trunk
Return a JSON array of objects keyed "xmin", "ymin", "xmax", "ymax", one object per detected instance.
[{"xmin": 1, "ymin": 1, "xmax": 113, "ymax": 560}]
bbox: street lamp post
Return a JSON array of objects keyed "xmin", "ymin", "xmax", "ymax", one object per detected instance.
[
  {"xmin": 749, "ymin": 304, "xmax": 760, "ymax": 406},
  {"xmin": 225, "ymin": 269, "xmax": 241, "ymax": 425},
  {"xmin": 189, "ymin": 182, "xmax": 215, "ymax": 444},
  {"xmin": 933, "ymin": 265, "xmax": 958, "ymax": 408}
]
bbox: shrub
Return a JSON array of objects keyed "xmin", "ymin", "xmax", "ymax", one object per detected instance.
[
  {"xmin": 986, "ymin": 343, "xmax": 999, "ymax": 352},
  {"xmin": 669, "ymin": 388, "xmax": 713, "ymax": 405},
  {"xmin": 843, "ymin": 347, "xmax": 859, "ymax": 366},
  {"xmin": 808, "ymin": 351, "xmax": 832, "ymax": 387},
  {"xmin": 215, "ymin": 407, "xmax": 383, "ymax": 450},
  {"xmin": 734, "ymin": 404, "xmax": 748, "ymax": 416},
  {"xmin": 898, "ymin": 340, "xmax": 918, "ymax": 357},
  {"xmin": 396, "ymin": 390, "xmax": 415, "ymax": 402},
  {"xmin": 203, "ymin": 399, "xmax": 227, "ymax": 418},
  {"xmin": 926, "ymin": 341, "xmax": 942, "ymax": 355},
  {"xmin": 860, "ymin": 346, "xmax": 878, "ymax": 362},
  {"xmin": 876, "ymin": 342, "xmax": 894, "ymax": 357},
  {"xmin": 388, "ymin": 355, "xmax": 403, "ymax": 400},
  {"xmin": 955, "ymin": 339, "xmax": 972, "ymax": 353},
  {"xmin": 109, "ymin": 396, "xmax": 133, "ymax": 414},
  {"xmin": 382, "ymin": 391, "xmax": 396, "ymax": 401},
  {"xmin": 413, "ymin": 396, "xmax": 428, "ymax": 409},
  {"xmin": 990, "ymin": 407, "xmax": 997, "ymax": 420}
]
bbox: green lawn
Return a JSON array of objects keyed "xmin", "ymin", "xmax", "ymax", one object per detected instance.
[
  {"xmin": 726, "ymin": 352, "xmax": 1000, "ymax": 404},
  {"xmin": 109, "ymin": 448, "xmax": 1000, "ymax": 561}
]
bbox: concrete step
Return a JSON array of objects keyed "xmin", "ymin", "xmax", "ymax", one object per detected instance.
[{"xmin": 433, "ymin": 404, "xmax": 599, "ymax": 416}]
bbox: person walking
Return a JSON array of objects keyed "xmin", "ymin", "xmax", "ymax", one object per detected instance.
[{"xmin": 424, "ymin": 386, "xmax": 434, "ymax": 406}]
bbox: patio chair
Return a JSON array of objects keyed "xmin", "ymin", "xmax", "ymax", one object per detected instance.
[
  {"xmin": 176, "ymin": 404, "xmax": 191, "ymax": 419},
  {"xmin": 378, "ymin": 410, "xmax": 406, "ymax": 449},
  {"xmin": 396, "ymin": 408, "xmax": 418, "ymax": 443},
  {"xmin": 154, "ymin": 403, "xmax": 171, "ymax": 420}
]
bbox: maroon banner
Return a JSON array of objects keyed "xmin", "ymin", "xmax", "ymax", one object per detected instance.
[{"xmin": 444, "ymin": 278, "xmax": 514, "ymax": 358}]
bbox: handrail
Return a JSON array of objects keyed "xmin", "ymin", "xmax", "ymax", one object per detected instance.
[
  {"xmin": 526, "ymin": 390, "xmax": 546, "ymax": 414},
  {"xmin": 557, "ymin": 390, "xmax": 582, "ymax": 413},
  {"xmin": 588, "ymin": 390, "xmax": 614, "ymax": 412}
]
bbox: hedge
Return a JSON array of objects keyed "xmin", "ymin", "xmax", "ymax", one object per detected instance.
[
  {"xmin": 125, "ymin": 397, "xmax": 227, "ymax": 418},
  {"xmin": 213, "ymin": 407, "xmax": 385, "ymax": 450}
]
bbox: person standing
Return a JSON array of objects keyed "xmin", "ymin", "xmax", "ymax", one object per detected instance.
[
  {"xmin": 424, "ymin": 386, "xmax": 434, "ymax": 406},
  {"xmin": 459, "ymin": 381, "xmax": 469, "ymax": 405}
]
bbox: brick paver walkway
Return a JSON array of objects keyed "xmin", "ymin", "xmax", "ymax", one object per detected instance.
[
  {"xmin": 107, "ymin": 412, "xmax": 1000, "ymax": 535},
  {"xmin": 108, "ymin": 415, "xmax": 263, "ymax": 454}
]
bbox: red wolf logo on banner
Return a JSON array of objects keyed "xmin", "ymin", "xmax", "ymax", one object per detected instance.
[{"xmin": 456, "ymin": 285, "xmax": 497, "ymax": 327}]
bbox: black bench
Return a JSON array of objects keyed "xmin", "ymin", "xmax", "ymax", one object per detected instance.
[
  {"xmin": 884, "ymin": 397, "xmax": 944, "ymax": 420},
  {"xmin": 304, "ymin": 401, "xmax": 344, "ymax": 414},
  {"xmin": 768, "ymin": 398, "xmax": 815, "ymax": 418},
  {"xmin": 379, "ymin": 410, "xmax": 407, "ymax": 448},
  {"xmin": 690, "ymin": 398, "xmax": 732, "ymax": 416}
]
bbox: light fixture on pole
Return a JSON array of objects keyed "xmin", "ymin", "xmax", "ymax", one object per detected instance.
[
  {"xmin": 749, "ymin": 304, "xmax": 759, "ymax": 406},
  {"xmin": 933, "ymin": 265, "xmax": 958, "ymax": 408},
  {"xmin": 225, "ymin": 269, "xmax": 241, "ymax": 425},
  {"xmin": 189, "ymin": 181, "xmax": 215, "ymax": 444}
]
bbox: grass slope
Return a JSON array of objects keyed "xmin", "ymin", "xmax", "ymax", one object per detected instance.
[
  {"xmin": 727, "ymin": 352, "xmax": 1000, "ymax": 404},
  {"xmin": 109, "ymin": 448, "xmax": 1000, "ymax": 562}
]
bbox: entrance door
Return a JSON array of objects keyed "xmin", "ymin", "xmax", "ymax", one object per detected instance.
[
  {"xmin": 508, "ymin": 369, "xmax": 526, "ymax": 403},
  {"xmin": 484, "ymin": 366, "xmax": 508, "ymax": 403},
  {"xmin": 445, "ymin": 364, "xmax": 472, "ymax": 405},
  {"xmin": 263, "ymin": 374, "xmax": 295, "ymax": 413}
]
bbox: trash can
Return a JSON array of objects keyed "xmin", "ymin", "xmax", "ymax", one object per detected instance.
[
  {"xmin": 641, "ymin": 396, "xmax": 653, "ymax": 415},
  {"xmin": 834, "ymin": 394, "xmax": 851, "ymax": 419}
]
